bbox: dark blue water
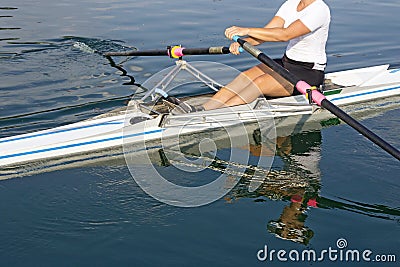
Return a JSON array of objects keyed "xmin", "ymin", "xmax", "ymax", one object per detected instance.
[{"xmin": 1, "ymin": 0, "xmax": 399, "ymax": 266}]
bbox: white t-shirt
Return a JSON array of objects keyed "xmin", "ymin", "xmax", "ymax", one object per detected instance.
[{"xmin": 275, "ymin": 0, "xmax": 330, "ymax": 70}]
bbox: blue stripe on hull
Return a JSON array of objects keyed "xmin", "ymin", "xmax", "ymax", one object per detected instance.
[
  {"xmin": 0, "ymin": 121, "xmax": 124, "ymax": 144},
  {"xmin": 0, "ymin": 129, "xmax": 164, "ymax": 160},
  {"xmin": 330, "ymin": 85, "xmax": 400, "ymax": 102}
]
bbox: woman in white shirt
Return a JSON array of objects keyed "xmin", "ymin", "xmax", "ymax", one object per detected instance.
[{"xmin": 202, "ymin": 0, "xmax": 330, "ymax": 111}]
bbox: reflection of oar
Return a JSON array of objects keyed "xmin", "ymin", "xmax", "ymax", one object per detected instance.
[
  {"xmin": 233, "ymin": 36, "xmax": 400, "ymax": 161},
  {"xmin": 104, "ymin": 46, "xmax": 231, "ymax": 58}
]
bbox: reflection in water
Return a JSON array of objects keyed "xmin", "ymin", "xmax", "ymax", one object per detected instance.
[
  {"xmin": 151, "ymin": 126, "xmax": 398, "ymax": 244},
  {"xmin": 265, "ymin": 131, "xmax": 321, "ymax": 245},
  {"xmin": 0, "ymin": 7, "xmax": 19, "ymax": 54},
  {"xmin": 226, "ymin": 129, "xmax": 400, "ymax": 245},
  {"xmin": 1, "ymin": 116, "xmax": 399, "ymax": 244},
  {"xmin": 223, "ymin": 130, "xmax": 322, "ymax": 245},
  {"xmin": 0, "ymin": 27, "xmax": 20, "ymax": 30}
]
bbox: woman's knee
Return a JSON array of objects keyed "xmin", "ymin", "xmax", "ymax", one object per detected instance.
[{"xmin": 253, "ymin": 75, "xmax": 271, "ymax": 90}]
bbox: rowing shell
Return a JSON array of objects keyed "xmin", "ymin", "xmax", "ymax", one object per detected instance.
[{"xmin": 1, "ymin": 64, "xmax": 400, "ymax": 168}]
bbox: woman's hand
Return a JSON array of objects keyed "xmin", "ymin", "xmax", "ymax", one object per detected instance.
[
  {"xmin": 229, "ymin": 42, "xmax": 241, "ymax": 55},
  {"xmin": 225, "ymin": 26, "xmax": 250, "ymax": 40}
]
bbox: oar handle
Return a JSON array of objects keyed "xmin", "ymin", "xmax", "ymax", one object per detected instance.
[
  {"xmin": 104, "ymin": 46, "xmax": 231, "ymax": 57},
  {"xmin": 232, "ymin": 35, "xmax": 400, "ymax": 161}
]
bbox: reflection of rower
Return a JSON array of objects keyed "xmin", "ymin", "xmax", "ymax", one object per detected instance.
[
  {"xmin": 268, "ymin": 196, "xmax": 314, "ymax": 245},
  {"xmin": 229, "ymin": 128, "xmax": 400, "ymax": 245},
  {"xmin": 279, "ymin": 131, "xmax": 322, "ymax": 180},
  {"xmin": 228, "ymin": 129, "xmax": 323, "ymax": 245},
  {"xmin": 265, "ymin": 130, "xmax": 322, "ymax": 245}
]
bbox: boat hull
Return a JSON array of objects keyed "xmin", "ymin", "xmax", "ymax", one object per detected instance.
[{"xmin": 1, "ymin": 65, "xmax": 400, "ymax": 168}]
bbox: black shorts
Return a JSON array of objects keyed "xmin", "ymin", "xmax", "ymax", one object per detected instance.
[{"xmin": 274, "ymin": 54, "xmax": 325, "ymax": 95}]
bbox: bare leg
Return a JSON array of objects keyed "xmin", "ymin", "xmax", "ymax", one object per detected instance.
[
  {"xmin": 203, "ymin": 64, "xmax": 270, "ymax": 110},
  {"xmin": 224, "ymin": 73, "xmax": 293, "ymax": 106},
  {"xmin": 202, "ymin": 63, "xmax": 293, "ymax": 110}
]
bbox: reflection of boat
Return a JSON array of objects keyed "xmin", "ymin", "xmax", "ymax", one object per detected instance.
[{"xmin": 1, "ymin": 62, "xmax": 400, "ymax": 168}]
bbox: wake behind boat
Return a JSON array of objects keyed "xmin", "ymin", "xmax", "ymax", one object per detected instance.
[{"xmin": 1, "ymin": 56, "xmax": 400, "ymax": 168}]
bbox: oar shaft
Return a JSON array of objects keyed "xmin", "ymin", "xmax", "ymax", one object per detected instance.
[
  {"xmin": 321, "ymin": 100, "xmax": 400, "ymax": 160},
  {"xmin": 179, "ymin": 46, "xmax": 231, "ymax": 55},
  {"xmin": 233, "ymin": 36, "xmax": 400, "ymax": 161},
  {"xmin": 105, "ymin": 49, "xmax": 168, "ymax": 57},
  {"xmin": 104, "ymin": 46, "xmax": 230, "ymax": 57}
]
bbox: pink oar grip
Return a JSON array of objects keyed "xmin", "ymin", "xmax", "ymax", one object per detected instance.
[
  {"xmin": 296, "ymin": 81, "xmax": 326, "ymax": 106},
  {"xmin": 174, "ymin": 47, "xmax": 184, "ymax": 57},
  {"xmin": 169, "ymin": 47, "xmax": 185, "ymax": 58}
]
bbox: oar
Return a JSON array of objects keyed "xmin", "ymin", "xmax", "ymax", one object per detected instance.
[
  {"xmin": 104, "ymin": 46, "xmax": 231, "ymax": 58},
  {"xmin": 232, "ymin": 36, "xmax": 400, "ymax": 161}
]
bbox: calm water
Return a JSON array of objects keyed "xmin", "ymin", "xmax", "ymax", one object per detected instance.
[{"xmin": 0, "ymin": 0, "xmax": 399, "ymax": 266}]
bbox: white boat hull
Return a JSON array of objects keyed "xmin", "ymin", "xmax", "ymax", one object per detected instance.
[{"xmin": 1, "ymin": 64, "xmax": 400, "ymax": 168}]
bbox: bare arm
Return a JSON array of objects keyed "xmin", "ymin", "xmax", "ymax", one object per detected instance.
[
  {"xmin": 226, "ymin": 18, "xmax": 311, "ymax": 43},
  {"xmin": 242, "ymin": 16, "xmax": 285, "ymax": 45}
]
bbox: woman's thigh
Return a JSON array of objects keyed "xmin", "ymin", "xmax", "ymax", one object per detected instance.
[{"xmin": 253, "ymin": 73, "xmax": 293, "ymax": 97}]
